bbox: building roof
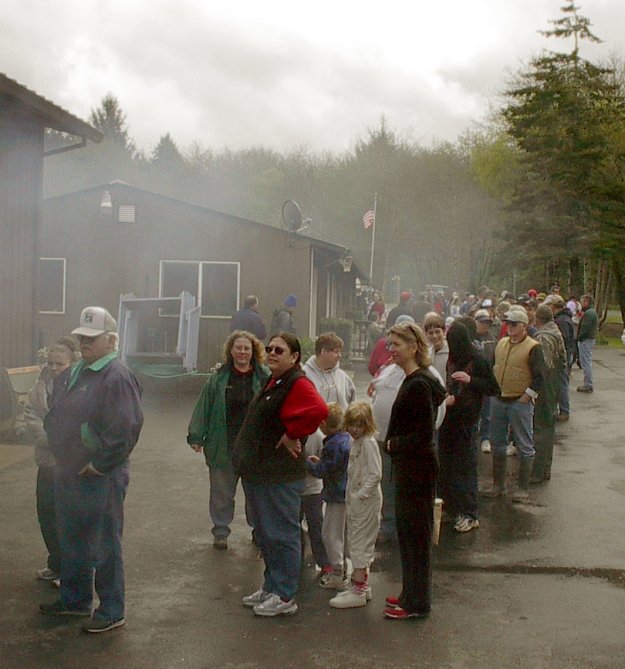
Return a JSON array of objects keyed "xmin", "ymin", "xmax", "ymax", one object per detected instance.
[{"xmin": 0, "ymin": 73, "xmax": 102, "ymax": 143}]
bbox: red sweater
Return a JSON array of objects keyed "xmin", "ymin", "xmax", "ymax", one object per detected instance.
[{"xmin": 266, "ymin": 376, "xmax": 329, "ymax": 439}]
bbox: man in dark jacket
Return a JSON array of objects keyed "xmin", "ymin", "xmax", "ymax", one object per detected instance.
[
  {"xmin": 230, "ymin": 295, "xmax": 267, "ymax": 341},
  {"xmin": 576, "ymin": 294, "xmax": 598, "ymax": 393},
  {"xmin": 544, "ymin": 294, "xmax": 575, "ymax": 419},
  {"xmin": 40, "ymin": 307, "xmax": 143, "ymax": 633}
]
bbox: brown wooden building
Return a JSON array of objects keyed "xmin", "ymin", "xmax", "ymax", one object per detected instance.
[
  {"xmin": 0, "ymin": 74, "xmax": 101, "ymax": 368},
  {"xmin": 40, "ymin": 181, "xmax": 362, "ymax": 369}
]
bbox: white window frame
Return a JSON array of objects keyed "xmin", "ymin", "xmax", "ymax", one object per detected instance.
[
  {"xmin": 39, "ymin": 257, "xmax": 66, "ymax": 314},
  {"xmin": 158, "ymin": 260, "xmax": 240, "ymax": 319}
]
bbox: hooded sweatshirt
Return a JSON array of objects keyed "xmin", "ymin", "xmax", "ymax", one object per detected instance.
[{"xmin": 302, "ymin": 356, "xmax": 356, "ymax": 409}]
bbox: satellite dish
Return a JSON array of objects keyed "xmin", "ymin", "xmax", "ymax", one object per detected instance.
[
  {"xmin": 281, "ymin": 200, "xmax": 311, "ymax": 234},
  {"xmin": 282, "ymin": 200, "xmax": 303, "ymax": 233}
]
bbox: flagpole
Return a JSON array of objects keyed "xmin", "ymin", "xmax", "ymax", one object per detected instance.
[{"xmin": 369, "ymin": 193, "xmax": 378, "ymax": 284}]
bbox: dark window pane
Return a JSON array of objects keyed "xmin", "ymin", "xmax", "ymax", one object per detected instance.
[
  {"xmin": 160, "ymin": 262, "xmax": 198, "ymax": 315},
  {"xmin": 39, "ymin": 258, "xmax": 65, "ymax": 313},
  {"xmin": 200, "ymin": 263, "xmax": 238, "ymax": 317}
]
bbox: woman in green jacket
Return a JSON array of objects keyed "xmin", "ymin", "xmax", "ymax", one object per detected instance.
[{"xmin": 187, "ymin": 330, "xmax": 269, "ymax": 549}]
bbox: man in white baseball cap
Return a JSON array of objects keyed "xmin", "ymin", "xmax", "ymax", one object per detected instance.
[{"xmin": 41, "ymin": 306, "xmax": 143, "ymax": 633}]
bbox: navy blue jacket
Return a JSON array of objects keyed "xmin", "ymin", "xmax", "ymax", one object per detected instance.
[
  {"xmin": 44, "ymin": 355, "xmax": 143, "ymax": 474},
  {"xmin": 306, "ymin": 430, "xmax": 351, "ymax": 503}
]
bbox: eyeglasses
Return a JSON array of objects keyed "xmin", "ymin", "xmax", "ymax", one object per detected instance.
[{"xmin": 265, "ymin": 345, "xmax": 287, "ymax": 355}]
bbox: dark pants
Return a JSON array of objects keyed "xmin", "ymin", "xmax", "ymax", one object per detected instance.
[
  {"xmin": 243, "ymin": 479, "xmax": 304, "ymax": 600},
  {"xmin": 301, "ymin": 493, "xmax": 329, "ymax": 568},
  {"xmin": 437, "ymin": 422, "xmax": 478, "ymax": 519},
  {"xmin": 36, "ymin": 466, "xmax": 61, "ymax": 574},
  {"xmin": 378, "ymin": 440, "xmax": 396, "ymax": 538},
  {"xmin": 55, "ymin": 463, "xmax": 129, "ymax": 621},
  {"xmin": 533, "ymin": 397, "xmax": 557, "ymax": 479},
  {"xmin": 395, "ymin": 464, "xmax": 436, "ymax": 614}
]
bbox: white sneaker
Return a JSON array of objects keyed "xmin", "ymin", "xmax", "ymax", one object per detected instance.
[
  {"xmin": 329, "ymin": 587, "xmax": 368, "ymax": 609},
  {"xmin": 319, "ymin": 572, "xmax": 348, "ymax": 590},
  {"xmin": 36, "ymin": 568, "xmax": 59, "ymax": 581},
  {"xmin": 506, "ymin": 443, "xmax": 518, "ymax": 456},
  {"xmin": 242, "ymin": 588, "xmax": 271, "ymax": 607},
  {"xmin": 454, "ymin": 516, "xmax": 480, "ymax": 533},
  {"xmin": 252, "ymin": 593, "xmax": 298, "ymax": 617},
  {"xmin": 480, "ymin": 439, "xmax": 492, "ymax": 453}
]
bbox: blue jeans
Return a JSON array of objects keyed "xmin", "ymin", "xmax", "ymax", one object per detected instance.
[
  {"xmin": 208, "ymin": 461, "xmax": 252, "ymax": 539},
  {"xmin": 578, "ymin": 339, "xmax": 595, "ymax": 389},
  {"xmin": 243, "ymin": 479, "xmax": 304, "ymax": 600},
  {"xmin": 558, "ymin": 365, "xmax": 570, "ymax": 415},
  {"xmin": 479, "ymin": 396, "xmax": 491, "ymax": 442},
  {"xmin": 55, "ymin": 463, "xmax": 129, "ymax": 621},
  {"xmin": 490, "ymin": 398, "xmax": 535, "ymax": 458},
  {"xmin": 301, "ymin": 493, "xmax": 329, "ymax": 568},
  {"xmin": 378, "ymin": 440, "xmax": 396, "ymax": 538}
]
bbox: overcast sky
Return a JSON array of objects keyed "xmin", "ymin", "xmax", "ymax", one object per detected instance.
[{"xmin": 3, "ymin": 0, "xmax": 625, "ymax": 153}]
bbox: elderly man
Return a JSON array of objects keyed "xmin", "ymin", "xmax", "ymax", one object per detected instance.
[
  {"xmin": 576, "ymin": 294, "xmax": 598, "ymax": 393},
  {"xmin": 544, "ymin": 294, "xmax": 576, "ymax": 420},
  {"xmin": 474, "ymin": 308, "xmax": 496, "ymax": 453},
  {"xmin": 482, "ymin": 308, "xmax": 544, "ymax": 504},
  {"xmin": 40, "ymin": 307, "xmax": 143, "ymax": 633},
  {"xmin": 531, "ymin": 305, "xmax": 566, "ymax": 483},
  {"xmin": 230, "ymin": 295, "xmax": 266, "ymax": 341}
]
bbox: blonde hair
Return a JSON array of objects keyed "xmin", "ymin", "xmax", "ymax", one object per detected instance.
[
  {"xmin": 222, "ymin": 330, "xmax": 266, "ymax": 365},
  {"xmin": 344, "ymin": 401, "xmax": 377, "ymax": 437},
  {"xmin": 388, "ymin": 322, "xmax": 432, "ymax": 368},
  {"xmin": 324, "ymin": 403, "xmax": 345, "ymax": 433}
]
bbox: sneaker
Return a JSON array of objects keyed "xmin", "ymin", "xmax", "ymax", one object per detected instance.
[
  {"xmin": 480, "ymin": 439, "xmax": 492, "ymax": 453},
  {"xmin": 36, "ymin": 568, "xmax": 59, "ymax": 581},
  {"xmin": 385, "ymin": 595, "xmax": 401, "ymax": 609},
  {"xmin": 454, "ymin": 516, "xmax": 480, "ymax": 533},
  {"xmin": 506, "ymin": 443, "xmax": 518, "ymax": 456},
  {"xmin": 39, "ymin": 599, "xmax": 91, "ymax": 617},
  {"xmin": 332, "ymin": 584, "xmax": 372, "ymax": 601},
  {"xmin": 319, "ymin": 572, "xmax": 348, "ymax": 590},
  {"xmin": 329, "ymin": 587, "xmax": 367, "ymax": 609},
  {"xmin": 384, "ymin": 606, "xmax": 429, "ymax": 620},
  {"xmin": 82, "ymin": 617, "xmax": 125, "ymax": 633},
  {"xmin": 52, "ymin": 578, "xmax": 60, "ymax": 588},
  {"xmin": 213, "ymin": 537, "xmax": 228, "ymax": 550},
  {"xmin": 253, "ymin": 593, "xmax": 298, "ymax": 617},
  {"xmin": 577, "ymin": 385, "xmax": 593, "ymax": 393},
  {"xmin": 242, "ymin": 588, "xmax": 271, "ymax": 608}
]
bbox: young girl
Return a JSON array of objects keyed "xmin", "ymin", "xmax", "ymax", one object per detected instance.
[{"xmin": 329, "ymin": 401, "xmax": 382, "ymax": 609}]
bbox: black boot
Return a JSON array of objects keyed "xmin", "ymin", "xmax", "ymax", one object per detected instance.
[{"xmin": 480, "ymin": 454, "xmax": 507, "ymax": 497}]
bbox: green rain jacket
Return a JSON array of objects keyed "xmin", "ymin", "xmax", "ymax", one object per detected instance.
[{"xmin": 187, "ymin": 361, "xmax": 270, "ymax": 469}]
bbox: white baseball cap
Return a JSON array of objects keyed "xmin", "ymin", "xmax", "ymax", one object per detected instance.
[{"xmin": 72, "ymin": 306, "xmax": 118, "ymax": 337}]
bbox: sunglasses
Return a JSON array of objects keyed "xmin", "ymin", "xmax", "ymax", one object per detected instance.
[{"xmin": 265, "ymin": 345, "xmax": 287, "ymax": 355}]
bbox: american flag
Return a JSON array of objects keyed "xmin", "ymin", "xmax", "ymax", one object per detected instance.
[{"xmin": 362, "ymin": 209, "xmax": 375, "ymax": 229}]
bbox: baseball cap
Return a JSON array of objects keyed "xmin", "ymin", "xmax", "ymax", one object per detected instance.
[
  {"xmin": 474, "ymin": 309, "xmax": 493, "ymax": 322},
  {"xmin": 72, "ymin": 307, "xmax": 118, "ymax": 337},
  {"xmin": 504, "ymin": 308, "xmax": 529, "ymax": 325},
  {"xmin": 481, "ymin": 299, "xmax": 493, "ymax": 308},
  {"xmin": 543, "ymin": 294, "xmax": 565, "ymax": 308}
]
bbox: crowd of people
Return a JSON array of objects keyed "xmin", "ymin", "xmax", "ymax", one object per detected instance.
[{"xmin": 23, "ymin": 282, "xmax": 599, "ymax": 630}]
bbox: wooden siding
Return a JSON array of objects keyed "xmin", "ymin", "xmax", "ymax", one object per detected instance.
[
  {"xmin": 0, "ymin": 96, "xmax": 42, "ymax": 368},
  {"xmin": 40, "ymin": 184, "xmax": 342, "ymax": 369}
]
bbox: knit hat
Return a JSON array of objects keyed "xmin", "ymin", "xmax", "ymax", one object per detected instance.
[
  {"xmin": 284, "ymin": 294, "xmax": 297, "ymax": 308},
  {"xmin": 394, "ymin": 314, "xmax": 415, "ymax": 326}
]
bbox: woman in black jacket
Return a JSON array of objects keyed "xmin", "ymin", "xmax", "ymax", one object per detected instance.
[
  {"xmin": 383, "ymin": 322, "xmax": 446, "ymax": 620},
  {"xmin": 438, "ymin": 321, "xmax": 500, "ymax": 533}
]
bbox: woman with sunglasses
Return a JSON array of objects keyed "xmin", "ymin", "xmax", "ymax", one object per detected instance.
[
  {"xmin": 187, "ymin": 330, "xmax": 269, "ymax": 550},
  {"xmin": 233, "ymin": 332, "xmax": 328, "ymax": 617}
]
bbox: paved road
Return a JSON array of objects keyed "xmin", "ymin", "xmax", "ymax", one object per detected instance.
[{"xmin": 1, "ymin": 348, "xmax": 625, "ymax": 668}]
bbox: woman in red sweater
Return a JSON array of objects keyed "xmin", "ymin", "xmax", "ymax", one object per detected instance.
[{"xmin": 233, "ymin": 332, "xmax": 328, "ymax": 617}]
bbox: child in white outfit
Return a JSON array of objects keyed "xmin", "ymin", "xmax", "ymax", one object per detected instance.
[{"xmin": 330, "ymin": 401, "xmax": 382, "ymax": 609}]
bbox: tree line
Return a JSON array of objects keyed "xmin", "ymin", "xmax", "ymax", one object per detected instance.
[{"xmin": 44, "ymin": 3, "xmax": 625, "ymax": 323}]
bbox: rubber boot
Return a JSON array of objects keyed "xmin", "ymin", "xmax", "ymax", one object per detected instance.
[
  {"xmin": 512, "ymin": 456, "xmax": 534, "ymax": 504},
  {"xmin": 480, "ymin": 454, "xmax": 507, "ymax": 497}
]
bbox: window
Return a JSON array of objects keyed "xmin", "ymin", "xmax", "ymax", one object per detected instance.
[
  {"xmin": 159, "ymin": 260, "xmax": 240, "ymax": 318},
  {"xmin": 39, "ymin": 258, "xmax": 66, "ymax": 314},
  {"xmin": 118, "ymin": 204, "xmax": 136, "ymax": 223}
]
